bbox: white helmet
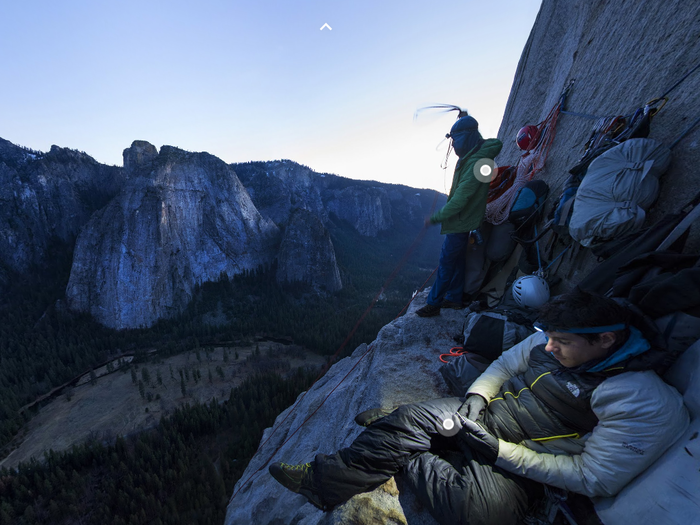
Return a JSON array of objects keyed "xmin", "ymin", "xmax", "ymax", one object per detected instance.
[{"xmin": 512, "ymin": 275, "xmax": 550, "ymax": 309}]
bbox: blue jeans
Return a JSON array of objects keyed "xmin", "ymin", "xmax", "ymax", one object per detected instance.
[{"xmin": 427, "ymin": 232, "xmax": 470, "ymax": 306}]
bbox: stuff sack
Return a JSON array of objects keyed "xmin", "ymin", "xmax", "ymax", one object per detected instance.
[{"xmin": 569, "ymin": 138, "xmax": 671, "ymax": 247}]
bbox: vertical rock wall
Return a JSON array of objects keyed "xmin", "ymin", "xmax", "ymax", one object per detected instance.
[
  {"xmin": 496, "ymin": 0, "xmax": 700, "ymax": 286},
  {"xmin": 66, "ymin": 143, "xmax": 280, "ymax": 329}
]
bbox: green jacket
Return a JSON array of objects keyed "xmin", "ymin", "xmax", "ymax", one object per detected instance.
[{"xmin": 430, "ymin": 138, "xmax": 503, "ymax": 234}]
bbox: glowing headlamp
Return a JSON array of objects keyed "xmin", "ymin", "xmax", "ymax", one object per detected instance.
[{"xmin": 533, "ymin": 322, "xmax": 627, "ymax": 334}]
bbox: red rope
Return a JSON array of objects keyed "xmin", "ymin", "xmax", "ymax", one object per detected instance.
[{"xmin": 439, "ymin": 346, "xmax": 467, "ymax": 363}]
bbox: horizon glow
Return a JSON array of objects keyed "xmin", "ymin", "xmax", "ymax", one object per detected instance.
[{"xmin": 0, "ymin": 0, "xmax": 541, "ymax": 193}]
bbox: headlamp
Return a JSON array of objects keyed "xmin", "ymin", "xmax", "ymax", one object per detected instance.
[{"xmin": 533, "ymin": 322, "xmax": 627, "ymax": 334}]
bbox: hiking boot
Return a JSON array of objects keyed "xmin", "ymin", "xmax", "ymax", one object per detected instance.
[
  {"xmin": 440, "ymin": 300, "xmax": 464, "ymax": 310},
  {"xmin": 354, "ymin": 407, "xmax": 395, "ymax": 427},
  {"xmin": 416, "ymin": 303, "xmax": 441, "ymax": 317},
  {"xmin": 269, "ymin": 462, "xmax": 328, "ymax": 511}
]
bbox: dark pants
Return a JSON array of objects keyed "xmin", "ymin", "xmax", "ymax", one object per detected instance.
[
  {"xmin": 428, "ymin": 233, "xmax": 470, "ymax": 306},
  {"xmin": 313, "ymin": 398, "xmax": 542, "ymax": 525}
]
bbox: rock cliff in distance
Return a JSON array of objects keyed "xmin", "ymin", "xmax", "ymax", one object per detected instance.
[
  {"xmin": 0, "ymin": 138, "xmax": 124, "ymax": 287},
  {"xmin": 65, "ymin": 142, "xmax": 280, "ymax": 329},
  {"xmin": 276, "ymin": 209, "xmax": 342, "ymax": 292}
]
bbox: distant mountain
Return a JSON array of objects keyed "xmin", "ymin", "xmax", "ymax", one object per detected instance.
[
  {"xmin": 0, "ymin": 139, "xmax": 445, "ymax": 329},
  {"xmin": 65, "ymin": 142, "xmax": 281, "ymax": 329},
  {"xmin": 0, "ymin": 138, "xmax": 124, "ymax": 290}
]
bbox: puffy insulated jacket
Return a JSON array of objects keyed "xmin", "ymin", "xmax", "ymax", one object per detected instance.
[
  {"xmin": 430, "ymin": 138, "xmax": 503, "ymax": 234},
  {"xmin": 468, "ymin": 332, "xmax": 689, "ymax": 498}
]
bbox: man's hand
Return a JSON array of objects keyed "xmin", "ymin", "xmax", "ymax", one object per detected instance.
[
  {"xmin": 457, "ymin": 394, "xmax": 487, "ymax": 422},
  {"xmin": 424, "ymin": 217, "xmax": 434, "ymax": 227},
  {"xmin": 456, "ymin": 416, "xmax": 499, "ymax": 463}
]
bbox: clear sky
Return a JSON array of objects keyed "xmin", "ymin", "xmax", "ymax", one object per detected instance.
[{"xmin": 1, "ymin": 0, "xmax": 541, "ymax": 194}]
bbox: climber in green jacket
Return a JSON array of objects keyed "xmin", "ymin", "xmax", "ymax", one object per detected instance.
[{"xmin": 417, "ymin": 115, "xmax": 503, "ymax": 317}]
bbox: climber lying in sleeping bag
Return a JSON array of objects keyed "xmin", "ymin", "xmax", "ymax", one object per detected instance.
[{"xmin": 269, "ymin": 288, "xmax": 688, "ymax": 525}]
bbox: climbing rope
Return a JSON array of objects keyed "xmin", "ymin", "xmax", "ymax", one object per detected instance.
[
  {"xmin": 485, "ymin": 83, "xmax": 570, "ymax": 225},
  {"xmin": 439, "ymin": 346, "xmax": 467, "ymax": 363}
]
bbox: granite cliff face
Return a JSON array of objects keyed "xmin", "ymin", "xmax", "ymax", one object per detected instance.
[
  {"xmin": 1, "ymin": 136, "xmax": 442, "ymax": 328},
  {"xmin": 225, "ymin": 293, "xmax": 457, "ymax": 525},
  {"xmin": 235, "ymin": 161, "xmax": 328, "ymax": 228},
  {"xmin": 225, "ymin": 1, "xmax": 700, "ymax": 523},
  {"xmin": 234, "ymin": 161, "xmax": 400, "ymax": 236},
  {"xmin": 66, "ymin": 142, "xmax": 280, "ymax": 329},
  {"xmin": 497, "ymin": 0, "xmax": 700, "ymax": 286},
  {"xmin": 324, "ymin": 186, "xmax": 393, "ymax": 237},
  {"xmin": 0, "ymin": 138, "xmax": 124, "ymax": 288},
  {"xmin": 276, "ymin": 209, "xmax": 342, "ymax": 292}
]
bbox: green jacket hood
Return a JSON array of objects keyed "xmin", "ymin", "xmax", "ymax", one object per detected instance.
[{"xmin": 430, "ymin": 138, "xmax": 503, "ymax": 234}]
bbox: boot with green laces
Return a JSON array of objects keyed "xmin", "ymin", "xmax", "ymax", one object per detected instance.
[{"xmin": 269, "ymin": 461, "xmax": 328, "ymax": 511}]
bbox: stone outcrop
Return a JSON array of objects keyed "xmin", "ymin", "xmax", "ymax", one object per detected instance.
[
  {"xmin": 122, "ymin": 140, "xmax": 158, "ymax": 176},
  {"xmin": 0, "ymin": 138, "xmax": 125, "ymax": 286},
  {"xmin": 65, "ymin": 142, "xmax": 280, "ymax": 329},
  {"xmin": 235, "ymin": 161, "xmax": 328, "ymax": 228},
  {"xmin": 224, "ymin": 293, "xmax": 458, "ymax": 525},
  {"xmin": 276, "ymin": 209, "xmax": 342, "ymax": 292},
  {"xmin": 235, "ymin": 161, "xmax": 404, "ymax": 237},
  {"xmin": 325, "ymin": 186, "xmax": 393, "ymax": 237}
]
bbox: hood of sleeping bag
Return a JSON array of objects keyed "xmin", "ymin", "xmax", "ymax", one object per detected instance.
[{"xmin": 449, "ymin": 115, "xmax": 483, "ymax": 158}]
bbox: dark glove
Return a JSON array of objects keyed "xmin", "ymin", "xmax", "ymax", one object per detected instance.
[
  {"xmin": 456, "ymin": 415, "xmax": 500, "ymax": 463},
  {"xmin": 457, "ymin": 394, "xmax": 487, "ymax": 422}
]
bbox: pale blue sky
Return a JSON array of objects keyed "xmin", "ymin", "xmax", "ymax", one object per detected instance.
[{"xmin": 1, "ymin": 0, "xmax": 541, "ymax": 193}]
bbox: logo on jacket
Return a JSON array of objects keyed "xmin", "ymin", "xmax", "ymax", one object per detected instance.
[
  {"xmin": 622, "ymin": 442, "xmax": 645, "ymax": 455},
  {"xmin": 565, "ymin": 381, "xmax": 581, "ymax": 397}
]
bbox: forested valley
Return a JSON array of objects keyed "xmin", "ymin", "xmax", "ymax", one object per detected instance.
[{"xmin": 0, "ymin": 216, "xmax": 440, "ymax": 524}]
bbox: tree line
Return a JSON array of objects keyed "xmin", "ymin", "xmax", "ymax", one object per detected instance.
[{"xmin": 0, "ymin": 370, "xmax": 315, "ymax": 524}]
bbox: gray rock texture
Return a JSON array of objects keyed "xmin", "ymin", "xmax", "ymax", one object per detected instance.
[
  {"xmin": 225, "ymin": 293, "xmax": 458, "ymax": 525},
  {"xmin": 276, "ymin": 209, "xmax": 342, "ymax": 292},
  {"xmin": 496, "ymin": 0, "xmax": 700, "ymax": 289},
  {"xmin": 65, "ymin": 142, "xmax": 280, "ymax": 329},
  {"xmin": 325, "ymin": 186, "xmax": 393, "ymax": 237},
  {"xmin": 235, "ymin": 161, "xmax": 328, "ymax": 228},
  {"xmin": 235, "ymin": 161, "xmax": 401, "ymax": 237},
  {"xmin": 0, "ymin": 138, "xmax": 124, "ymax": 285}
]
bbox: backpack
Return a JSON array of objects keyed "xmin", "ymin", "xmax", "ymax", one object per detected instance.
[
  {"xmin": 439, "ymin": 281, "xmax": 539, "ymax": 396},
  {"xmin": 461, "ymin": 310, "xmax": 534, "ymax": 362}
]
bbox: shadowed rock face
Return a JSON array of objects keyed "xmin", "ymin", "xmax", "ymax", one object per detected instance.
[
  {"xmin": 224, "ymin": 293, "xmax": 455, "ymax": 525},
  {"xmin": 277, "ymin": 209, "xmax": 342, "ymax": 292},
  {"xmin": 325, "ymin": 186, "xmax": 393, "ymax": 237},
  {"xmin": 65, "ymin": 142, "xmax": 280, "ymax": 329},
  {"xmin": 235, "ymin": 161, "xmax": 328, "ymax": 228},
  {"xmin": 497, "ymin": 0, "xmax": 700, "ymax": 286},
  {"xmin": 0, "ymin": 138, "xmax": 125, "ymax": 286},
  {"xmin": 235, "ymin": 161, "xmax": 395, "ymax": 236}
]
